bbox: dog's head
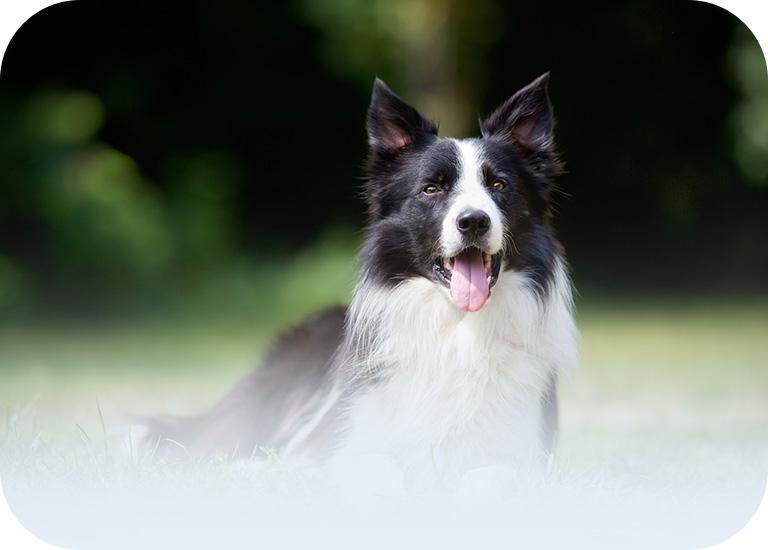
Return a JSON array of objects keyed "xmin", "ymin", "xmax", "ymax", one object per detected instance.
[{"xmin": 363, "ymin": 74, "xmax": 563, "ymax": 312}]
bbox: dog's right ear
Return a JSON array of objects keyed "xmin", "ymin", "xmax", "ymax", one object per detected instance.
[{"xmin": 367, "ymin": 78, "xmax": 437, "ymax": 154}]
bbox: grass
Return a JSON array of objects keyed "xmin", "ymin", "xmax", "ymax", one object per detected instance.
[{"xmin": 0, "ymin": 249, "xmax": 766, "ymax": 549}]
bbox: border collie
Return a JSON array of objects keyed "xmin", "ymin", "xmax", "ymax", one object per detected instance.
[{"xmin": 148, "ymin": 73, "xmax": 578, "ymax": 490}]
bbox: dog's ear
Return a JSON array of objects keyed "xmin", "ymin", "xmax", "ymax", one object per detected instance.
[
  {"xmin": 367, "ymin": 78, "xmax": 437, "ymax": 153},
  {"xmin": 480, "ymin": 72, "xmax": 554, "ymax": 151}
]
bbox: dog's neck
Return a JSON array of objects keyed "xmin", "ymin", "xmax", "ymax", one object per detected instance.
[{"xmin": 345, "ymin": 258, "xmax": 577, "ymax": 384}]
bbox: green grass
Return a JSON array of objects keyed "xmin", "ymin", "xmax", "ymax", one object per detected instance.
[
  {"xmin": 1, "ymin": 294, "xmax": 765, "ymax": 463},
  {"xmin": 0, "ymin": 243, "xmax": 766, "ymax": 549}
]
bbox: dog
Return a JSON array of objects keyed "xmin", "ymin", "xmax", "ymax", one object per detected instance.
[{"xmin": 147, "ymin": 73, "xmax": 578, "ymax": 490}]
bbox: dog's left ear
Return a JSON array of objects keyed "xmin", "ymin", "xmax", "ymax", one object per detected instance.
[{"xmin": 480, "ymin": 72, "xmax": 554, "ymax": 151}]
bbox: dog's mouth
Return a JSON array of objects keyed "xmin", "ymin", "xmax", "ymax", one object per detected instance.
[{"xmin": 433, "ymin": 247, "xmax": 502, "ymax": 312}]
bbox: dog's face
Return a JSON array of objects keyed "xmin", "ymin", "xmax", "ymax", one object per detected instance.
[{"xmin": 363, "ymin": 74, "xmax": 563, "ymax": 312}]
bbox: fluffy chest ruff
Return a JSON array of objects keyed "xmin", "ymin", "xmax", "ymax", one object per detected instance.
[{"xmin": 329, "ymin": 261, "xmax": 578, "ymax": 485}]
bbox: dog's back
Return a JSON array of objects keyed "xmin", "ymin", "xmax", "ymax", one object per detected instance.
[{"xmin": 146, "ymin": 306, "xmax": 346, "ymax": 457}]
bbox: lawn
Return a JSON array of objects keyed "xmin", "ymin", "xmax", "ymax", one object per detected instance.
[{"xmin": 0, "ymin": 293, "xmax": 766, "ymax": 549}]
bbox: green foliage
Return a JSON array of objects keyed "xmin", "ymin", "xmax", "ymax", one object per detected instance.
[
  {"xmin": 165, "ymin": 151, "xmax": 240, "ymax": 272},
  {"xmin": 0, "ymin": 94, "xmax": 362, "ymax": 315},
  {"xmin": 728, "ymin": 27, "xmax": 768, "ymax": 186},
  {"xmin": 169, "ymin": 228, "xmax": 359, "ymax": 328},
  {"xmin": 1, "ymin": 93, "xmax": 251, "ymax": 311},
  {"xmin": 23, "ymin": 90, "xmax": 104, "ymax": 144},
  {"xmin": 0, "ymin": 255, "xmax": 30, "ymax": 311},
  {"xmin": 274, "ymin": 226, "xmax": 358, "ymax": 322},
  {"xmin": 0, "ymin": 91, "xmax": 174, "ymax": 306},
  {"xmin": 41, "ymin": 145, "xmax": 173, "ymax": 287}
]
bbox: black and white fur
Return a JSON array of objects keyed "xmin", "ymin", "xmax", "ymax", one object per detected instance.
[{"xmin": 147, "ymin": 74, "xmax": 578, "ymax": 489}]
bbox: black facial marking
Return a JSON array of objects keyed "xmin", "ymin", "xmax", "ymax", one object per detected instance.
[
  {"xmin": 472, "ymin": 137, "xmax": 561, "ymax": 296},
  {"xmin": 363, "ymin": 135, "xmax": 461, "ymax": 285},
  {"xmin": 361, "ymin": 75, "xmax": 565, "ymax": 299}
]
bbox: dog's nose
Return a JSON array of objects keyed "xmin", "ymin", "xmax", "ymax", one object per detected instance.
[{"xmin": 457, "ymin": 209, "xmax": 490, "ymax": 238}]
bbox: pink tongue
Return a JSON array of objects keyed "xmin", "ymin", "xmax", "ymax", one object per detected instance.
[{"xmin": 449, "ymin": 248, "xmax": 490, "ymax": 312}]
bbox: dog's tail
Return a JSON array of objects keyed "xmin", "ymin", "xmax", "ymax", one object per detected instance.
[{"xmin": 140, "ymin": 305, "xmax": 347, "ymax": 459}]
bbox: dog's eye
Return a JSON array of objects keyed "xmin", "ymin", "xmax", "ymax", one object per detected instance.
[
  {"xmin": 422, "ymin": 185, "xmax": 440, "ymax": 196},
  {"xmin": 492, "ymin": 180, "xmax": 506, "ymax": 192}
]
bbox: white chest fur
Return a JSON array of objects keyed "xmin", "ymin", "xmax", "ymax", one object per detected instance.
[{"xmin": 334, "ymin": 262, "xmax": 578, "ymax": 487}]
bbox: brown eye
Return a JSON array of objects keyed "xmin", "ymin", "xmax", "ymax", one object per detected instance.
[
  {"xmin": 492, "ymin": 180, "xmax": 506, "ymax": 192},
  {"xmin": 423, "ymin": 185, "xmax": 439, "ymax": 196}
]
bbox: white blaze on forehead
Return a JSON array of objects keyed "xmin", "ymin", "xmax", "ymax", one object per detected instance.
[{"xmin": 441, "ymin": 139, "xmax": 504, "ymax": 256}]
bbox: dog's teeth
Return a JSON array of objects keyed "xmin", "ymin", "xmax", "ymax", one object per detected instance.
[
  {"xmin": 483, "ymin": 253, "xmax": 491, "ymax": 271},
  {"xmin": 444, "ymin": 258, "xmax": 454, "ymax": 270}
]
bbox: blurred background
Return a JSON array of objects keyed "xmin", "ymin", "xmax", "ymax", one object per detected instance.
[
  {"xmin": 0, "ymin": 0, "xmax": 766, "ymax": 321},
  {"xmin": 0, "ymin": 2, "xmax": 767, "ymax": 547}
]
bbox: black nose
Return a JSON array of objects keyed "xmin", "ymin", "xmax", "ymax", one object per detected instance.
[{"xmin": 457, "ymin": 209, "xmax": 490, "ymax": 237}]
